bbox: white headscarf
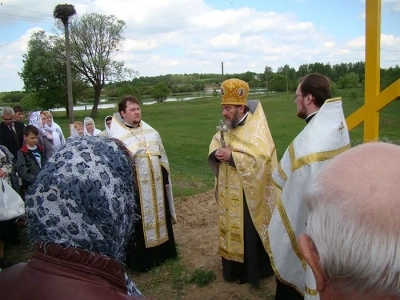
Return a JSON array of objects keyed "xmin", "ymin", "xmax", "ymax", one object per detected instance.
[
  {"xmin": 104, "ymin": 115, "xmax": 112, "ymax": 137},
  {"xmin": 44, "ymin": 112, "xmax": 66, "ymax": 149},
  {"xmin": 28, "ymin": 111, "xmax": 56, "ymax": 157},
  {"xmin": 83, "ymin": 117, "xmax": 101, "ymax": 136}
]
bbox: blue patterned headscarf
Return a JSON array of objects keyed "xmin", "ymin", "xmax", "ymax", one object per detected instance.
[{"xmin": 25, "ymin": 136, "xmax": 142, "ymax": 296}]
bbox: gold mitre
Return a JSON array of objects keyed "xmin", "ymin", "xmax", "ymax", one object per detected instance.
[{"xmin": 220, "ymin": 78, "xmax": 249, "ymax": 105}]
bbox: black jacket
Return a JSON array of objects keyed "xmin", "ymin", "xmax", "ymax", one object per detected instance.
[
  {"xmin": 0, "ymin": 121, "xmax": 25, "ymax": 158},
  {"xmin": 16, "ymin": 144, "xmax": 46, "ymax": 189}
]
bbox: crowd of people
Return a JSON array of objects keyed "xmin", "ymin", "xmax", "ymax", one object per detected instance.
[{"xmin": 0, "ymin": 74, "xmax": 399, "ymax": 300}]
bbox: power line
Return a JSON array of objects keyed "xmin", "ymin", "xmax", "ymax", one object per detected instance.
[
  {"xmin": 0, "ymin": 38, "xmax": 24, "ymax": 48},
  {"xmin": 0, "ymin": 2, "xmax": 51, "ymax": 18},
  {"xmin": 0, "ymin": 12, "xmax": 53, "ymax": 23},
  {"xmin": 0, "ymin": 15, "xmax": 54, "ymax": 23}
]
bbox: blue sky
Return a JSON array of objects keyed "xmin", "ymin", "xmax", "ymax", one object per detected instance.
[{"xmin": 0, "ymin": 0, "xmax": 399, "ymax": 92}]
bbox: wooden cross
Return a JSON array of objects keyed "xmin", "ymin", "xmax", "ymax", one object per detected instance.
[{"xmin": 346, "ymin": 0, "xmax": 400, "ymax": 142}]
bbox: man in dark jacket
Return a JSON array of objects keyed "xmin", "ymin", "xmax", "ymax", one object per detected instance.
[
  {"xmin": 0, "ymin": 106, "xmax": 25, "ymax": 158},
  {"xmin": 0, "ymin": 137, "xmax": 145, "ymax": 300}
]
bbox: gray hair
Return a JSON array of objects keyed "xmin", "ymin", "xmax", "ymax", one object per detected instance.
[
  {"xmin": 1, "ymin": 106, "xmax": 14, "ymax": 116},
  {"xmin": 303, "ymin": 164, "xmax": 400, "ymax": 297}
]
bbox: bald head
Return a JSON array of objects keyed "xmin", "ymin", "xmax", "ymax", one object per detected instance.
[
  {"xmin": 302, "ymin": 142, "xmax": 400, "ymax": 299},
  {"xmin": 319, "ymin": 142, "xmax": 400, "ymax": 226}
]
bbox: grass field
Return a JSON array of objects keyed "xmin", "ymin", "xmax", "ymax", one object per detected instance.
[{"xmin": 52, "ymin": 88, "xmax": 400, "ymax": 198}]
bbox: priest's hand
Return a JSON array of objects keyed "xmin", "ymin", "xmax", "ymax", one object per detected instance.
[{"xmin": 216, "ymin": 147, "xmax": 232, "ymax": 163}]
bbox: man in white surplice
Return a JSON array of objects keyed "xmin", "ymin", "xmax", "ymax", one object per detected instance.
[
  {"xmin": 267, "ymin": 73, "xmax": 351, "ymax": 300},
  {"xmin": 110, "ymin": 95, "xmax": 177, "ymax": 272}
]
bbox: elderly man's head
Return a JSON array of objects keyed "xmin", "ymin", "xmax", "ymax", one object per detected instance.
[
  {"xmin": 299, "ymin": 142, "xmax": 400, "ymax": 300},
  {"xmin": 1, "ymin": 107, "xmax": 15, "ymax": 126}
]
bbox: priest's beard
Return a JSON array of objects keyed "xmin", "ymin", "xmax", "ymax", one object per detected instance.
[
  {"xmin": 225, "ymin": 111, "xmax": 240, "ymax": 129},
  {"xmin": 297, "ymin": 102, "xmax": 307, "ymax": 119}
]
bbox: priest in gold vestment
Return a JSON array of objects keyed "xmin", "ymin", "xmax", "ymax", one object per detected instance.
[
  {"xmin": 110, "ymin": 95, "xmax": 177, "ymax": 272},
  {"xmin": 208, "ymin": 78, "xmax": 279, "ymax": 286}
]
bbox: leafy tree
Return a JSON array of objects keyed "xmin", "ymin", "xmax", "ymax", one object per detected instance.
[
  {"xmin": 19, "ymin": 31, "xmax": 86, "ymax": 113},
  {"xmin": 264, "ymin": 66, "xmax": 273, "ymax": 96},
  {"xmin": 331, "ymin": 81, "xmax": 338, "ymax": 97},
  {"xmin": 0, "ymin": 91, "xmax": 25, "ymax": 103},
  {"xmin": 117, "ymin": 83, "xmax": 141, "ymax": 100},
  {"xmin": 20, "ymin": 93, "xmax": 42, "ymax": 111},
  {"xmin": 151, "ymin": 82, "xmax": 170, "ymax": 103},
  {"xmin": 297, "ymin": 64, "xmax": 310, "ymax": 78},
  {"xmin": 337, "ymin": 72, "xmax": 359, "ymax": 89},
  {"xmin": 270, "ymin": 74, "xmax": 291, "ymax": 93},
  {"xmin": 332, "ymin": 63, "xmax": 349, "ymax": 82},
  {"xmin": 58, "ymin": 13, "xmax": 135, "ymax": 117}
]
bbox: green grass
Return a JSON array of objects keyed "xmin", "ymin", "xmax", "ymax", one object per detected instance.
[
  {"xmin": 186, "ymin": 268, "xmax": 216, "ymax": 287},
  {"xmin": 51, "ymin": 88, "xmax": 400, "ymax": 198},
  {"xmin": 132, "ymin": 257, "xmax": 188, "ymax": 299}
]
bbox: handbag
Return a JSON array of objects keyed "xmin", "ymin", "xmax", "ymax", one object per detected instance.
[{"xmin": 0, "ymin": 179, "xmax": 25, "ymax": 221}]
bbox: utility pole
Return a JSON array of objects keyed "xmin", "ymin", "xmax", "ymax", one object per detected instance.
[{"xmin": 221, "ymin": 62, "xmax": 224, "ymax": 76}]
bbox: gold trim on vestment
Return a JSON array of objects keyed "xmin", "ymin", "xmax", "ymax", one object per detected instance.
[
  {"xmin": 325, "ymin": 97, "xmax": 342, "ymax": 103},
  {"xmin": 147, "ymin": 153, "xmax": 160, "ymax": 240},
  {"xmin": 272, "ymin": 178, "xmax": 282, "ymax": 191},
  {"xmin": 276, "ymin": 195, "xmax": 307, "ymax": 270},
  {"xmin": 277, "ymin": 162, "xmax": 288, "ymax": 182},
  {"xmin": 265, "ymin": 231, "xmax": 305, "ymax": 296},
  {"xmin": 290, "ymin": 143, "xmax": 351, "ymax": 172},
  {"xmin": 305, "ymin": 285, "xmax": 319, "ymax": 296},
  {"xmin": 217, "ymin": 162, "xmax": 245, "ymax": 262}
]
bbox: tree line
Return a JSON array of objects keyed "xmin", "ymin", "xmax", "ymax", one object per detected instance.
[{"xmin": 8, "ymin": 10, "xmax": 400, "ymax": 117}]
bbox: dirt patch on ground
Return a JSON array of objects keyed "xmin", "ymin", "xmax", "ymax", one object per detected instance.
[{"xmin": 133, "ymin": 190, "xmax": 276, "ymax": 300}]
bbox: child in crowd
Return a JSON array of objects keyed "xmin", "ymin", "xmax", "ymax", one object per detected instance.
[
  {"xmin": 16, "ymin": 125, "xmax": 46, "ymax": 193},
  {"xmin": 72, "ymin": 121, "xmax": 84, "ymax": 137}
]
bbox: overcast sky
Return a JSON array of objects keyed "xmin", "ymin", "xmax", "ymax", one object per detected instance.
[{"xmin": 0, "ymin": 0, "xmax": 399, "ymax": 92}]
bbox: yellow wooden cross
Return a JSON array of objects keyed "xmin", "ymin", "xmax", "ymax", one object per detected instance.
[{"xmin": 346, "ymin": 0, "xmax": 400, "ymax": 141}]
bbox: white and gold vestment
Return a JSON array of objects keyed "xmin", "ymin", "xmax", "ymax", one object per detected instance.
[
  {"xmin": 267, "ymin": 98, "xmax": 351, "ymax": 299},
  {"xmin": 110, "ymin": 113, "xmax": 176, "ymax": 248}
]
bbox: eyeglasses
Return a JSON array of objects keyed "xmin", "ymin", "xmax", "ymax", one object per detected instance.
[{"xmin": 294, "ymin": 94, "xmax": 303, "ymax": 100}]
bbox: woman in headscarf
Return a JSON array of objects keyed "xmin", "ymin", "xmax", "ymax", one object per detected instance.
[
  {"xmin": 84, "ymin": 117, "xmax": 101, "ymax": 136},
  {"xmin": 99, "ymin": 115, "xmax": 112, "ymax": 137},
  {"xmin": 42, "ymin": 111, "xmax": 66, "ymax": 149},
  {"xmin": 28, "ymin": 111, "xmax": 55, "ymax": 158},
  {"xmin": 0, "ymin": 137, "xmax": 144, "ymax": 299},
  {"xmin": 71, "ymin": 121, "xmax": 84, "ymax": 137}
]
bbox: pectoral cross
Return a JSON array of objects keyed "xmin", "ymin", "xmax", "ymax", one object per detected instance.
[{"xmin": 216, "ymin": 120, "xmax": 228, "ymax": 148}]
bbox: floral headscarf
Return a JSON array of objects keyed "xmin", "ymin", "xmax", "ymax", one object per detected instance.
[{"xmin": 25, "ymin": 136, "xmax": 142, "ymax": 296}]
